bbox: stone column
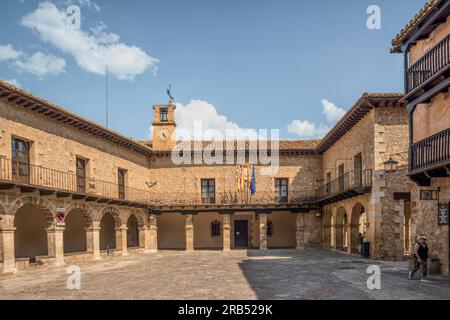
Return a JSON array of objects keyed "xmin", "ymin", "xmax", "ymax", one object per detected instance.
[
  {"xmin": 322, "ymin": 224, "xmax": 332, "ymax": 249},
  {"xmin": 185, "ymin": 214, "xmax": 194, "ymax": 251},
  {"xmin": 349, "ymin": 224, "xmax": 360, "ymax": 255},
  {"xmin": 222, "ymin": 214, "xmax": 231, "ymax": 252},
  {"xmin": 259, "ymin": 214, "xmax": 268, "ymax": 250},
  {"xmin": 86, "ymin": 221, "xmax": 101, "ymax": 260},
  {"xmin": 47, "ymin": 225, "xmax": 65, "ymax": 266},
  {"xmin": 138, "ymin": 226, "xmax": 147, "ymax": 251},
  {"xmin": 0, "ymin": 225, "xmax": 17, "ymax": 273},
  {"xmin": 148, "ymin": 214, "xmax": 158, "ymax": 252},
  {"xmin": 334, "ymin": 224, "xmax": 344, "ymax": 250},
  {"xmin": 296, "ymin": 214, "xmax": 305, "ymax": 250},
  {"xmin": 115, "ymin": 224, "xmax": 128, "ymax": 256}
]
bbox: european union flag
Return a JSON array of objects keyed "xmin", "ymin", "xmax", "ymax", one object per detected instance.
[{"xmin": 250, "ymin": 165, "xmax": 256, "ymax": 195}]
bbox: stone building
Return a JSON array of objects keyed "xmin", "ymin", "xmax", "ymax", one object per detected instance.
[
  {"xmin": 317, "ymin": 94, "xmax": 412, "ymax": 262},
  {"xmin": 0, "ymin": 85, "xmax": 422, "ymax": 273},
  {"xmin": 391, "ymin": 0, "xmax": 450, "ymax": 274}
]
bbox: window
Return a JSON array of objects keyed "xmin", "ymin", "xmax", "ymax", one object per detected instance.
[
  {"xmin": 211, "ymin": 220, "xmax": 221, "ymax": 236},
  {"xmin": 354, "ymin": 153, "xmax": 362, "ymax": 186},
  {"xmin": 201, "ymin": 179, "xmax": 215, "ymax": 204},
  {"xmin": 160, "ymin": 108, "xmax": 168, "ymax": 122},
  {"xmin": 267, "ymin": 220, "xmax": 273, "ymax": 237},
  {"xmin": 118, "ymin": 168, "xmax": 126, "ymax": 199},
  {"xmin": 76, "ymin": 157, "xmax": 87, "ymax": 193},
  {"xmin": 275, "ymin": 178, "xmax": 288, "ymax": 203},
  {"xmin": 11, "ymin": 138, "xmax": 30, "ymax": 183}
]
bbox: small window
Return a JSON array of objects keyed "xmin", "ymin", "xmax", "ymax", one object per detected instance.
[
  {"xmin": 201, "ymin": 179, "xmax": 215, "ymax": 204},
  {"xmin": 275, "ymin": 178, "xmax": 288, "ymax": 203},
  {"xmin": 267, "ymin": 221, "xmax": 273, "ymax": 237},
  {"xmin": 118, "ymin": 168, "xmax": 126, "ymax": 199},
  {"xmin": 211, "ymin": 220, "xmax": 221, "ymax": 236},
  {"xmin": 160, "ymin": 108, "xmax": 168, "ymax": 122}
]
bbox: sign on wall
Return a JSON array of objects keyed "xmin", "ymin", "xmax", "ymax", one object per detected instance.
[
  {"xmin": 55, "ymin": 207, "xmax": 66, "ymax": 227},
  {"xmin": 438, "ymin": 203, "xmax": 449, "ymax": 225}
]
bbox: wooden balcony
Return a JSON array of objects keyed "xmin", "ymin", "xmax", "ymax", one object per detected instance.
[
  {"xmin": 409, "ymin": 127, "xmax": 450, "ymax": 185},
  {"xmin": 314, "ymin": 169, "xmax": 372, "ymax": 206},
  {"xmin": 0, "ymin": 158, "xmax": 152, "ymax": 207},
  {"xmin": 405, "ymin": 34, "xmax": 450, "ymax": 100}
]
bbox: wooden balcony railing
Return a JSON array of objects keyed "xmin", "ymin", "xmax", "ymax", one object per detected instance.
[
  {"xmin": 315, "ymin": 169, "xmax": 372, "ymax": 203},
  {"xmin": 410, "ymin": 127, "xmax": 450, "ymax": 173},
  {"xmin": 0, "ymin": 157, "xmax": 152, "ymax": 205},
  {"xmin": 406, "ymin": 34, "xmax": 450, "ymax": 94}
]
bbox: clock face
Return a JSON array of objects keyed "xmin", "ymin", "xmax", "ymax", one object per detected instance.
[{"xmin": 158, "ymin": 128, "xmax": 169, "ymax": 142}]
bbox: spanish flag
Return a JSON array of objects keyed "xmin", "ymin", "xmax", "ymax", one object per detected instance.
[{"xmin": 238, "ymin": 164, "xmax": 245, "ymax": 192}]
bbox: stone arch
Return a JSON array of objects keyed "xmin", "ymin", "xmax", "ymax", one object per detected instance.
[
  {"xmin": 63, "ymin": 205, "xmax": 94, "ymax": 254},
  {"xmin": 65, "ymin": 203, "xmax": 94, "ymax": 228},
  {"xmin": 98, "ymin": 206, "xmax": 122, "ymax": 227},
  {"xmin": 12, "ymin": 197, "xmax": 56, "ymax": 260},
  {"xmin": 9, "ymin": 196, "xmax": 55, "ymax": 226},
  {"xmin": 322, "ymin": 208, "xmax": 332, "ymax": 249},
  {"xmin": 99, "ymin": 206, "xmax": 122, "ymax": 251},
  {"xmin": 123, "ymin": 208, "xmax": 145, "ymax": 227},
  {"xmin": 349, "ymin": 202, "xmax": 368, "ymax": 254},
  {"xmin": 334, "ymin": 207, "xmax": 347, "ymax": 251}
]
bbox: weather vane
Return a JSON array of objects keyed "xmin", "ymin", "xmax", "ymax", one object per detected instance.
[{"xmin": 167, "ymin": 84, "xmax": 174, "ymax": 103}]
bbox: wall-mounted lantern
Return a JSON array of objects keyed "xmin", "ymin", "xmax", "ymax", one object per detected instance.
[{"xmin": 383, "ymin": 152, "xmax": 408, "ymax": 173}]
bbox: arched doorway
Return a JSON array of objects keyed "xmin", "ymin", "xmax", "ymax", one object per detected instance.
[
  {"xmin": 127, "ymin": 214, "xmax": 139, "ymax": 248},
  {"xmin": 100, "ymin": 212, "xmax": 117, "ymax": 251},
  {"xmin": 64, "ymin": 209, "xmax": 89, "ymax": 254},
  {"xmin": 350, "ymin": 203, "xmax": 367, "ymax": 254},
  {"xmin": 14, "ymin": 204, "xmax": 50, "ymax": 261},
  {"xmin": 335, "ymin": 207, "xmax": 347, "ymax": 250}
]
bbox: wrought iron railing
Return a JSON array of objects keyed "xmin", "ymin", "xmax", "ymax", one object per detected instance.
[
  {"xmin": 410, "ymin": 127, "xmax": 450, "ymax": 172},
  {"xmin": 406, "ymin": 34, "xmax": 450, "ymax": 93},
  {"xmin": 0, "ymin": 157, "xmax": 152, "ymax": 204},
  {"xmin": 148, "ymin": 190, "xmax": 315, "ymax": 206},
  {"xmin": 315, "ymin": 169, "xmax": 372, "ymax": 201}
]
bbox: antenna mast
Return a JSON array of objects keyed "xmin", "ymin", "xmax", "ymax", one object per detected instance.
[{"xmin": 106, "ymin": 65, "xmax": 109, "ymax": 128}]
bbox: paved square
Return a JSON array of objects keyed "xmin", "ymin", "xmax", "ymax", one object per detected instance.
[{"xmin": 1, "ymin": 250, "xmax": 449, "ymax": 300}]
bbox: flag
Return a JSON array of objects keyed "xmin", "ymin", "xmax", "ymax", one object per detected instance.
[
  {"xmin": 239, "ymin": 164, "xmax": 245, "ymax": 192},
  {"xmin": 250, "ymin": 165, "xmax": 256, "ymax": 195}
]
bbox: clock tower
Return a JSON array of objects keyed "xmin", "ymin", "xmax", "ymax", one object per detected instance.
[{"xmin": 152, "ymin": 102, "xmax": 176, "ymax": 150}]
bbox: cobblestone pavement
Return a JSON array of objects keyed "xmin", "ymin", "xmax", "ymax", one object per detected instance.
[{"xmin": 1, "ymin": 249, "xmax": 450, "ymax": 300}]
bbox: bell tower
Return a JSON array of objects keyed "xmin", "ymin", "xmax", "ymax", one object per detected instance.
[{"xmin": 152, "ymin": 102, "xmax": 176, "ymax": 150}]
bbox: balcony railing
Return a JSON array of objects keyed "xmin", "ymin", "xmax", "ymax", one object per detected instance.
[
  {"xmin": 315, "ymin": 169, "xmax": 372, "ymax": 203},
  {"xmin": 149, "ymin": 190, "xmax": 315, "ymax": 207},
  {"xmin": 0, "ymin": 157, "xmax": 152, "ymax": 205},
  {"xmin": 410, "ymin": 127, "xmax": 450, "ymax": 173},
  {"xmin": 406, "ymin": 34, "xmax": 450, "ymax": 94}
]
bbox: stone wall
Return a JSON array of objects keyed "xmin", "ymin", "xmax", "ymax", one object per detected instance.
[
  {"xmin": 0, "ymin": 99, "xmax": 150, "ymax": 193},
  {"xmin": 148, "ymin": 153, "xmax": 322, "ymax": 204}
]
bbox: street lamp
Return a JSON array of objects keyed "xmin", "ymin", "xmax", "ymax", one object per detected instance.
[
  {"xmin": 383, "ymin": 152, "xmax": 408, "ymax": 173},
  {"xmin": 383, "ymin": 156, "xmax": 399, "ymax": 173}
]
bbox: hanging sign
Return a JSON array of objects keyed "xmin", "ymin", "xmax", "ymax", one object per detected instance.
[
  {"xmin": 55, "ymin": 207, "xmax": 66, "ymax": 227},
  {"xmin": 438, "ymin": 203, "xmax": 449, "ymax": 225}
]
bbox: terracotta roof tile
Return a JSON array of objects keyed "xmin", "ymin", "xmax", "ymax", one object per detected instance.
[{"xmin": 391, "ymin": 0, "xmax": 442, "ymax": 52}]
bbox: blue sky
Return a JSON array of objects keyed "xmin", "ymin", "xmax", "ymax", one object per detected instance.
[{"xmin": 0, "ymin": 0, "xmax": 425, "ymax": 140}]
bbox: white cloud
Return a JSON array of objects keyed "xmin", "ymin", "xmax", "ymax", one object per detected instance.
[
  {"xmin": 14, "ymin": 51, "xmax": 66, "ymax": 78},
  {"xmin": 21, "ymin": 2, "xmax": 158, "ymax": 80},
  {"xmin": 287, "ymin": 99, "xmax": 346, "ymax": 138},
  {"xmin": 0, "ymin": 44, "xmax": 23, "ymax": 62},
  {"xmin": 321, "ymin": 99, "xmax": 346, "ymax": 123},
  {"xmin": 0, "ymin": 78, "xmax": 21, "ymax": 87},
  {"xmin": 154, "ymin": 99, "xmax": 262, "ymax": 141},
  {"xmin": 287, "ymin": 120, "xmax": 329, "ymax": 138}
]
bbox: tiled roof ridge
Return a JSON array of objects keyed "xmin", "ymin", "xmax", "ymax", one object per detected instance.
[
  {"xmin": 391, "ymin": 0, "xmax": 442, "ymax": 52},
  {"xmin": 0, "ymin": 80, "xmax": 152, "ymax": 155}
]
